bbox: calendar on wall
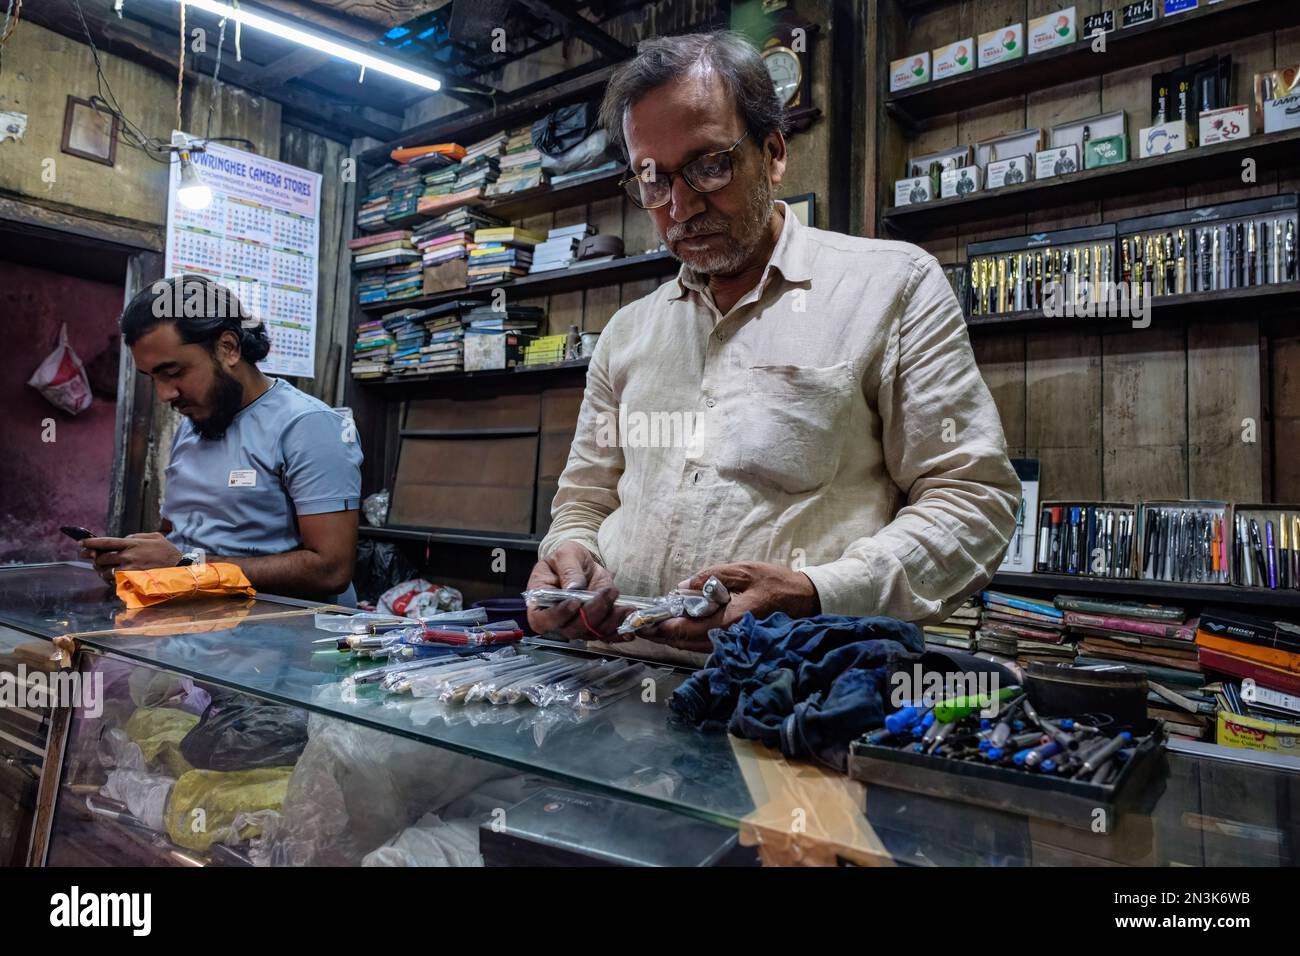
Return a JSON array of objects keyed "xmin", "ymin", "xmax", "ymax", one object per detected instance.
[{"xmin": 165, "ymin": 135, "xmax": 322, "ymax": 378}]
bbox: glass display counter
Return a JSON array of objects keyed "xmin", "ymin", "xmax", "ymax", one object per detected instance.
[{"xmin": 0, "ymin": 563, "xmax": 1295, "ymax": 867}]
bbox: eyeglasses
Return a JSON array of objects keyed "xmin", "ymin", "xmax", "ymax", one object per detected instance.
[{"xmin": 618, "ymin": 132, "xmax": 750, "ymax": 209}]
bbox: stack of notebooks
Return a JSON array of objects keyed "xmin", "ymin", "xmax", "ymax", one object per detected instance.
[
  {"xmin": 464, "ymin": 303, "xmax": 544, "ymax": 333},
  {"xmin": 976, "ymin": 591, "xmax": 1073, "ymax": 665},
  {"xmin": 413, "ymin": 206, "xmax": 506, "ymax": 267},
  {"xmin": 357, "ymin": 167, "xmax": 398, "ymax": 232},
  {"xmin": 351, "ymin": 319, "xmax": 395, "ymax": 379},
  {"xmin": 530, "ymin": 222, "xmax": 595, "ymax": 273},
  {"xmin": 412, "ymin": 301, "xmax": 474, "ymax": 374},
  {"xmin": 384, "ymin": 165, "xmax": 425, "ymax": 227},
  {"xmin": 1062, "ymin": 596, "xmax": 1200, "ymax": 675},
  {"xmin": 383, "ymin": 311, "xmax": 429, "ymax": 374},
  {"xmin": 1195, "ymin": 607, "xmax": 1300, "ymax": 697},
  {"xmin": 923, "ymin": 598, "xmax": 981, "ymax": 651},
  {"xmin": 486, "ymin": 126, "xmax": 545, "ymax": 197},
  {"xmin": 382, "ymin": 259, "xmax": 423, "ymax": 302},
  {"xmin": 548, "ymin": 159, "xmax": 623, "ymax": 190},
  {"xmin": 349, "ymin": 231, "xmax": 418, "ymax": 271},
  {"xmin": 468, "ymin": 226, "xmax": 545, "ymax": 285}
]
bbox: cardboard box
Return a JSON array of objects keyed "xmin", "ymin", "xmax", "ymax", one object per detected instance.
[
  {"xmin": 933, "ymin": 38, "xmax": 975, "ymax": 80},
  {"xmin": 1263, "ymin": 90, "xmax": 1300, "ymax": 133},
  {"xmin": 889, "ymin": 51, "xmax": 931, "ymax": 91},
  {"xmin": 1163, "ymin": 0, "xmax": 1198, "ymax": 15},
  {"xmin": 463, "ymin": 330, "xmax": 529, "ymax": 371},
  {"xmin": 1085, "ymin": 133, "xmax": 1128, "ymax": 168},
  {"xmin": 1216, "ymin": 708, "xmax": 1300, "ymax": 755},
  {"xmin": 977, "ymin": 24, "xmax": 1024, "ymax": 68},
  {"xmin": 941, "ymin": 165, "xmax": 982, "ymax": 198},
  {"xmin": 1138, "ymin": 120, "xmax": 1194, "ymax": 157},
  {"xmin": 986, "ymin": 155, "xmax": 1032, "ymax": 188},
  {"xmin": 894, "ymin": 176, "xmax": 935, "ymax": 206},
  {"xmin": 907, "ymin": 145, "xmax": 974, "ymax": 180},
  {"xmin": 976, "ymin": 128, "xmax": 1045, "ymax": 167},
  {"xmin": 422, "ymin": 258, "xmax": 468, "ymax": 294},
  {"xmin": 1035, "ymin": 145, "xmax": 1080, "ymax": 178},
  {"xmin": 1028, "ymin": 6, "xmax": 1077, "ymax": 55},
  {"xmin": 1120, "ymin": 0, "xmax": 1156, "ymax": 28},
  {"xmin": 1198, "ymin": 105, "xmax": 1250, "ymax": 145},
  {"xmin": 1051, "ymin": 110, "xmax": 1127, "ymax": 153}
]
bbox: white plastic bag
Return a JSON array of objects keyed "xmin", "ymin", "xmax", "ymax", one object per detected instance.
[{"xmin": 27, "ymin": 323, "xmax": 92, "ymax": 415}]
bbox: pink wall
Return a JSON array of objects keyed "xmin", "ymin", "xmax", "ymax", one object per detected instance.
[{"xmin": 0, "ymin": 261, "xmax": 124, "ymax": 563}]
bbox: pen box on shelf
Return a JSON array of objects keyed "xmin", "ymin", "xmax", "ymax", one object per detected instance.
[
  {"xmin": 1136, "ymin": 500, "xmax": 1232, "ymax": 585},
  {"xmin": 1228, "ymin": 503, "xmax": 1300, "ymax": 592},
  {"xmin": 849, "ymin": 720, "xmax": 1165, "ymax": 829},
  {"xmin": 1050, "ymin": 110, "xmax": 1126, "ymax": 156},
  {"xmin": 894, "ymin": 175, "xmax": 936, "ymax": 206},
  {"xmin": 975, "ymin": 128, "xmax": 1045, "ymax": 168},
  {"xmin": 978, "ymin": 23, "xmax": 1024, "ymax": 69},
  {"xmin": 890, "ymin": 51, "xmax": 931, "ymax": 91},
  {"xmin": 1034, "ymin": 144, "xmax": 1079, "ymax": 179},
  {"xmin": 1115, "ymin": 193, "xmax": 1299, "ymax": 297},
  {"xmin": 1035, "ymin": 500, "xmax": 1137, "ymax": 579},
  {"xmin": 966, "ymin": 224, "xmax": 1116, "ymax": 316},
  {"xmin": 941, "ymin": 165, "xmax": 982, "ymax": 199}
]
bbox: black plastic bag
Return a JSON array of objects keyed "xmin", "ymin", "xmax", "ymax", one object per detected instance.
[
  {"xmin": 531, "ymin": 102, "xmax": 601, "ymax": 157},
  {"xmin": 353, "ymin": 539, "xmax": 418, "ymax": 605},
  {"xmin": 180, "ymin": 690, "xmax": 309, "ymax": 772}
]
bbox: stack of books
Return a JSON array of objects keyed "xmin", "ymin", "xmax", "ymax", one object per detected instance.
[
  {"xmin": 351, "ymin": 319, "xmax": 395, "ymax": 379},
  {"xmin": 384, "ymin": 165, "xmax": 425, "ymax": 227},
  {"xmin": 976, "ymin": 591, "xmax": 1073, "ymax": 665},
  {"xmin": 349, "ymin": 231, "xmax": 418, "ymax": 271},
  {"xmin": 412, "ymin": 206, "xmax": 506, "ymax": 267},
  {"xmin": 529, "ymin": 222, "xmax": 595, "ymax": 273},
  {"xmin": 467, "ymin": 226, "xmax": 545, "ymax": 285},
  {"xmin": 357, "ymin": 167, "xmax": 397, "ymax": 232},
  {"xmin": 421, "ymin": 163, "xmax": 461, "ymax": 201},
  {"xmin": 548, "ymin": 159, "xmax": 623, "ymax": 190},
  {"xmin": 416, "ymin": 304, "xmax": 470, "ymax": 374},
  {"xmin": 383, "ymin": 311, "xmax": 428, "ymax": 374},
  {"xmin": 383, "ymin": 259, "xmax": 423, "ymax": 302},
  {"xmin": 487, "ymin": 125, "xmax": 545, "ymax": 197},
  {"xmin": 923, "ymin": 597, "xmax": 981, "ymax": 651},
  {"xmin": 464, "ymin": 303, "xmax": 544, "ymax": 333},
  {"xmin": 1062, "ymin": 596, "xmax": 1200, "ymax": 674},
  {"xmin": 1196, "ymin": 607, "xmax": 1300, "ymax": 698},
  {"xmin": 463, "ymin": 130, "xmax": 508, "ymax": 164}
]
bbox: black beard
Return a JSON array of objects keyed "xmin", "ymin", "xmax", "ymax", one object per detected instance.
[{"xmin": 191, "ymin": 364, "xmax": 246, "ymax": 441}]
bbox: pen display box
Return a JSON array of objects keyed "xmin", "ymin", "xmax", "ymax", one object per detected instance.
[
  {"xmin": 986, "ymin": 155, "xmax": 1031, "ymax": 189},
  {"xmin": 1050, "ymin": 110, "xmax": 1126, "ymax": 157},
  {"xmin": 933, "ymin": 38, "xmax": 975, "ymax": 80},
  {"xmin": 1137, "ymin": 120, "xmax": 1193, "ymax": 158},
  {"xmin": 1116, "ymin": 193, "xmax": 1298, "ymax": 300},
  {"xmin": 906, "ymin": 145, "xmax": 972, "ymax": 190},
  {"xmin": 1035, "ymin": 500, "xmax": 1137, "ymax": 579},
  {"xmin": 976, "ymin": 128, "xmax": 1044, "ymax": 168},
  {"xmin": 894, "ymin": 175, "xmax": 935, "ymax": 206},
  {"xmin": 890, "ymin": 51, "xmax": 931, "ymax": 91},
  {"xmin": 1230, "ymin": 504, "xmax": 1300, "ymax": 592},
  {"xmin": 1034, "ymin": 145, "xmax": 1079, "ymax": 179},
  {"xmin": 966, "ymin": 224, "xmax": 1116, "ymax": 317},
  {"xmin": 1084, "ymin": 133, "xmax": 1128, "ymax": 168},
  {"xmin": 1137, "ymin": 500, "xmax": 1231, "ymax": 585},
  {"xmin": 1028, "ymin": 6, "xmax": 1077, "ymax": 56},
  {"xmin": 1197, "ymin": 105, "xmax": 1250, "ymax": 146}
]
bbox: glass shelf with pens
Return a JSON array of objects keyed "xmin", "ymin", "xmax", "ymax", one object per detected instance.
[
  {"xmin": 1136, "ymin": 500, "xmax": 1230, "ymax": 586},
  {"xmin": 1230, "ymin": 504, "xmax": 1300, "ymax": 593}
]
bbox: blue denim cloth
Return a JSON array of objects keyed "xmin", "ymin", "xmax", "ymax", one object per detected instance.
[{"xmin": 669, "ymin": 612, "xmax": 924, "ymax": 770}]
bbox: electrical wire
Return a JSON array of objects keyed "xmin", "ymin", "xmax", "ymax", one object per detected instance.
[{"xmin": 177, "ymin": 0, "xmax": 186, "ymax": 133}]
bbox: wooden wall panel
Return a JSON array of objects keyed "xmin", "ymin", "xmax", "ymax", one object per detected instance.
[
  {"xmin": 1025, "ymin": 334, "xmax": 1104, "ymax": 499},
  {"xmin": 1187, "ymin": 320, "xmax": 1263, "ymax": 501},
  {"xmin": 1101, "ymin": 327, "xmax": 1188, "ymax": 500}
]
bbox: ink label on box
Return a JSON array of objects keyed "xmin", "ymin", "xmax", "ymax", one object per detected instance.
[
  {"xmin": 1198, "ymin": 106, "xmax": 1250, "ymax": 145},
  {"xmin": 1163, "ymin": 0, "xmax": 1198, "ymax": 14},
  {"xmin": 1122, "ymin": 0, "xmax": 1156, "ymax": 27},
  {"xmin": 1083, "ymin": 10, "xmax": 1116, "ymax": 35},
  {"xmin": 977, "ymin": 24, "xmax": 1024, "ymax": 68},
  {"xmin": 1139, "ymin": 120, "xmax": 1192, "ymax": 157}
]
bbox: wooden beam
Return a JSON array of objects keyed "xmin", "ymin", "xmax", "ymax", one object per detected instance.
[
  {"xmin": 24, "ymin": 1, "xmax": 400, "ymax": 144},
  {"xmin": 0, "ymin": 192, "xmax": 163, "ymax": 252},
  {"xmin": 515, "ymin": 0, "xmax": 632, "ymax": 61}
]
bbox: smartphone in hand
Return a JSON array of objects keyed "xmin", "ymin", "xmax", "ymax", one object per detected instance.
[{"xmin": 61, "ymin": 526, "xmax": 97, "ymax": 542}]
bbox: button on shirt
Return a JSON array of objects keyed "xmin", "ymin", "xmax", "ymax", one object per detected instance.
[
  {"xmin": 539, "ymin": 202, "xmax": 1019, "ymax": 664},
  {"xmin": 162, "ymin": 378, "xmax": 364, "ymax": 604}
]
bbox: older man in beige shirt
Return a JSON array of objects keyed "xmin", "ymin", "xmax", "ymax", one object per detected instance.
[{"xmin": 527, "ymin": 31, "xmax": 1019, "ymax": 663}]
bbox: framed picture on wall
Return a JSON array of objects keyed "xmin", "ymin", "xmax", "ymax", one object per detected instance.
[
  {"xmin": 61, "ymin": 96, "xmax": 118, "ymax": 167},
  {"xmin": 785, "ymin": 192, "xmax": 815, "ymax": 227}
]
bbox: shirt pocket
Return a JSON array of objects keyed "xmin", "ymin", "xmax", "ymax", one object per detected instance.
[{"xmin": 720, "ymin": 362, "xmax": 856, "ymax": 494}]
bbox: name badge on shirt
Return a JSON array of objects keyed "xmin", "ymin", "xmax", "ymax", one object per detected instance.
[{"xmin": 228, "ymin": 469, "xmax": 257, "ymax": 488}]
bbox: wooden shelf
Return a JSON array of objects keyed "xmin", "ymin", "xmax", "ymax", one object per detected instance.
[
  {"xmin": 359, "ymin": 250, "xmax": 677, "ymax": 313},
  {"xmin": 965, "ymin": 282, "xmax": 1300, "ymax": 333},
  {"xmin": 356, "ymin": 358, "xmax": 589, "ymax": 398},
  {"xmin": 885, "ymin": 0, "xmax": 1296, "ymax": 126},
  {"xmin": 359, "ymin": 64, "xmax": 617, "ymax": 166},
  {"xmin": 360, "ymin": 526, "xmax": 542, "ymax": 551},
  {"xmin": 882, "ymin": 130, "xmax": 1300, "ymax": 235},
  {"xmin": 992, "ymin": 571, "xmax": 1300, "ymax": 610},
  {"xmin": 480, "ymin": 169, "xmax": 624, "ymax": 222}
]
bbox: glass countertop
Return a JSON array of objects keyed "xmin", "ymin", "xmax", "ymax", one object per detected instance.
[{"xmin": 2, "ymin": 563, "xmax": 1296, "ymax": 865}]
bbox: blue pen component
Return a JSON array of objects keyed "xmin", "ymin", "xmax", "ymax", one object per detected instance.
[
  {"xmin": 886, "ymin": 707, "xmax": 920, "ymax": 734},
  {"xmin": 979, "ymin": 739, "xmax": 992, "ymax": 752},
  {"xmin": 1061, "ymin": 719, "xmax": 1075, "ymax": 730},
  {"xmin": 913, "ymin": 743, "xmax": 926, "ymax": 754},
  {"xmin": 1013, "ymin": 719, "xmax": 1025, "ymax": 731},
  {"xmin": 911, "ymin": 712, "xmax": 936, "ymax": 738},
  {"xmin": 980, "ymin": 719, "xmax": 992, "ymax": 731},
  {"xmin": 986, "ymin": 747, "xmax": 1004, "ymax": 761},
  {"xmin": 1042, "ymin": 758, "xmax": 1058, "ymax": 773},
  {"xmin": 1012, "ymin": 747, "xmax": 1032, "ymax": 766}
]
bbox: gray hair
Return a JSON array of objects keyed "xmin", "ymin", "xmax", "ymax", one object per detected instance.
[{"xmin": 599, "ymin": 30, "xmax": 788, "ymax": 157}]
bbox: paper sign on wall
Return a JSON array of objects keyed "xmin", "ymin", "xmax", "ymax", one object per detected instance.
[{"xmin": 164, "ymin": 135, "xmax": 322, "ymax": 378}]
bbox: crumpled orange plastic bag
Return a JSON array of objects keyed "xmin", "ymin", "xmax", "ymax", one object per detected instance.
[{"xmin": 114, "ymin": 563, "xmax": 257, "ymax": 609}]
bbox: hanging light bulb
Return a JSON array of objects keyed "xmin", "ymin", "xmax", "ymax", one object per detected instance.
[{"xmin": 172, "ymin": 132, "xmax": 212, "ymax": 210}]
